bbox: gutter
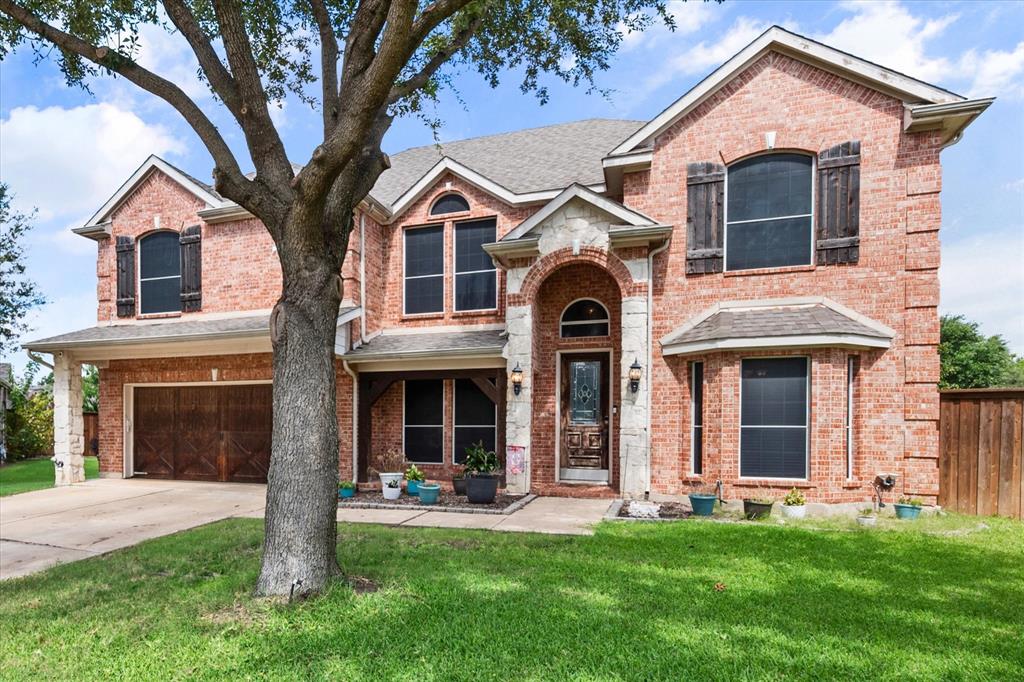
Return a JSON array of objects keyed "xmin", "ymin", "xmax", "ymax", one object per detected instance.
[
  {"xmin": 341, "ymin": 358, "xmax": 359, "ymax": 481},
  {"xmin": 26, "ymin": 350, "xmax": 54, "ymax": 370},
  {"xmin": 644, "ymin": 236, "xmax": 671, "ymax": 497},
  {"xmin": 359, "ymin": 212, "xmax": 367, "ymax": 344}
]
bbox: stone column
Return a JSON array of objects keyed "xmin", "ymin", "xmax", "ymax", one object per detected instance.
[
  {"xmin": 52, "ymin": 353, "xmax": 85, "ymax": 486},
  {"xmin": 618, "ymin": 295, "xmax": 649, "ymax": 498},
  {"xmin": 503, "ymin": 303, "xmax": 533, "ymax": 494}
]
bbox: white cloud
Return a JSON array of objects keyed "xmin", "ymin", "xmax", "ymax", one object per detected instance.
[
  {"xmin": 619, "ymin": 1, "xmax": 719, "ymax": 52},
  {"xmin": 941, "ymin": 229, "xmax": 1024, "ymax": 354},
  {"xmin": 960, "ymin": 42, "xmax": 1024, "ymax": 99},
  {"xmin": 3, "ymin": 290, "xmax": 99, "ymax": 370},
  {"xmin": 131, "ymin": 23, "xmax": 212, "ymax": 102},
  {"xmin": 0, "ymin": 103, "xmax": 184, "ymax": 221}
]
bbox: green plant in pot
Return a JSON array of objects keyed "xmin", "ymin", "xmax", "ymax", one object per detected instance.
[
  {"xmin": 370, "ymin": 447, "xmax": 406, "ymax": 499},
  {"xmin": 382, "ymin": 477, "xmax": 402, "ymax": 501},
  {"xmin": 894, "ymin": 496, "xmax": 923, "ymax": 520},
  {"xmin": 338, "ymin": 480, "xmax": 356, "ymax": 499},
  {"xmin": 780, "ymin": 487, "xmax": 806, "ymax": 519},
  {"xmin": 742, "ymin": 492, "xmax": 774, "ymax": 520},
  {"xmin": 405, "ymin": 464, "xmax": 425, "ymax": 496},
  {"xmin": 856, "ymin": 507, "xmax": 877, "ymax": 526},
  {"xmin": 463, "ymin": 441, "xmax": 500, "ymax": 504}
]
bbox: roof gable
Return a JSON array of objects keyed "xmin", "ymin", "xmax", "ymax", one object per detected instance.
[{"xmin": 502, "ymin": 184, "xmax": 659, "ymax": 242}]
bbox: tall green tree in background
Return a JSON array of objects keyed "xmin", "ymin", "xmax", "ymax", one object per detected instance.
[
  {"xmin": 939, "ymin": 315, "xmax": 1024, "ymax": 389},
  {"xmin": 0, "ymin": 0, "xmax": 676, "ymax": 596},
  {"xmin": 0, "ymin": 183, "xmax": 45, "ymax": 355}
]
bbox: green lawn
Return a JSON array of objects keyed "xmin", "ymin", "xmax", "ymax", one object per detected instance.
[
  {"xmin": 0, "ymin": 456, "xmax": 98, "ymax": 497},
  {"xmin": 0, "ymin": 515, "xmax": 1021, "ymax": 681}
]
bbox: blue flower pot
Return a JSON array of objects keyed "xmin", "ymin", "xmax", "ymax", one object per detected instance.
[
  {"xmin": 688, "ymin": 493, "xmax": 717, "ymax": 516},
  {"xmin": 339, "ymin": 487, "xmax": 355, "ymax": 499},
  {"xmin": 407, "ymin": 480, "xmax": 421, "ymax": 496},
  {"xmin": 894, "ymin": 503, "xmax": 921, "ymax": 520},
  {"xmin": 417, "ymin": 483, "xmax": 441, "ymax": 505}
]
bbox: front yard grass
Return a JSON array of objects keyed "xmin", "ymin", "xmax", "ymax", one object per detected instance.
[
  {"xmin": 0, "ymin": 456, "xmax": 98, "ymax": 497},
  {"xmin": 0, "ymin": 514, "xmax": 1021, "ymax": 681}
]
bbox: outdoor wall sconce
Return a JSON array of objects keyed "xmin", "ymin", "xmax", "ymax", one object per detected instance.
[
  {"xmin": 628, "ymin": 358, "xmax": 643, "ymax": 393},
  {"xmin": 510, "ymin": 362, "xmax": 524, "ymax": 395}
]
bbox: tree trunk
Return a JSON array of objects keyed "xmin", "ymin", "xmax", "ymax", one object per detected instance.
[{"xmin": 254, "ymin": 226, "xmax": 343, "ymax": 597}]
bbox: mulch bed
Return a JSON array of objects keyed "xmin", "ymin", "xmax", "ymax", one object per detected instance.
[
  {"xmin": 617, "ymin": 500, "xmax": 693, "ymax": 520},
  {"xmin": 339, "ymin": 491, "xmax": 528, "ymax": 513}
]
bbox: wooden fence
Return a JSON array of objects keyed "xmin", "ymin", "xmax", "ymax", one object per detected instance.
[
  {"xmin": 939, "ymin": 389, "xmax": 1023, "ymax": 519},
  {"xmin": 83, "ymin": 411, "xmax": 99, "ymax": 456}
]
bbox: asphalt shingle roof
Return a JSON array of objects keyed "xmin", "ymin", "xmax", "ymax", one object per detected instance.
[
  {"xmin": 663, "ymin": 304, "xmax": 889, "ymax": 346},
  {"xmin": 344, "ymin": 330, "xmax": 506, "ymax": 360},
  {"xmin": 369, "ymin": 119, "xmax": 644, "ymax": 207}
]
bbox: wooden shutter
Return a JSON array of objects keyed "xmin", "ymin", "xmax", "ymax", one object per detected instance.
[
  {"xmin": 115, "ymin": 236, "xmax": 135, "ymax": 317},
  {"xmin": 179, "ymin": 225, "xmax": 202, "ymax": 312},
  {"xmin": 686, "ymin": 161, "xmax": 725, "ymax": 274},
  {"xmin": 816, "ymin": 141, "xmax": 861, "ymax": 265}
]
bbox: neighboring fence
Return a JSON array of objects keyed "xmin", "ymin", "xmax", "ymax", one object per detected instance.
[
  {"xmin": 83, "ymin": 411, "xmax": 99, "ymax": 457},
  {"xmin": 939, "ymin": 389, "xmax": 1023, "ymax": 519}
]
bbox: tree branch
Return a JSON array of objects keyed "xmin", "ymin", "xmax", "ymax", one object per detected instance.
[
  {"xmin": 309, "ymin": 0, "xmax": 340, "ymax": 136},
  {"xmin": 386, "ymin": 13, "xmax": 484, "ymax": 105}
]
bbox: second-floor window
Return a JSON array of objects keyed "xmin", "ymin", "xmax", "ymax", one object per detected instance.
[
  {"xmin": 726, "ymin": 153, "xmax": 813, "ymax": 271},
  {"xmin": 454, "ymin": 218, "xmax": 497, "ymax": 311},
  {"xmin": 139, "ymin": 231, "xmax": 181, "ymax": 314},
  {"xmin": 404, "ymin": 225, "xmax": 444, "ymax": 314}
]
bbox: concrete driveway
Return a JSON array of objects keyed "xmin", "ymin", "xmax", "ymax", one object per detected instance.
[{"xmin": 0, "ymin": 479, "xmax": 267, "ymax": 580}]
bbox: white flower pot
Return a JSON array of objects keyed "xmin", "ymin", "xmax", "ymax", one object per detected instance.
[
  {"xmin": 856, "ymin": 515, "xmax": 877, "ymax": 526},
  {"xmin": 781, "ymin": 504, "xmax": 806, "ymax": 519},
  {"xmin": 379, "ymin": 473, "xmax": 403, "ymax": 500}
]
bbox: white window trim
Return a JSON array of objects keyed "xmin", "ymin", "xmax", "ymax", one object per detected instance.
[
  {"xmin": 137, "ymin": 232, "xmax": 182, "ymax": 315},
  {"xmin": 738, "ymin": 356, "xmax": 810, "ymax": 482},
  {"xmin": 846, "ymin": 355, "xmax": 856, "ymax": 480},
  {"xmin": 723, "ymin": 153, "xmax": 816, "ymax": 273},
  {"xmin": 402, "ymin": 380, "xmax": 445, "ymax": 465},
  {"xmin": 690, "ymin": 361, "xmax": 704, "ymax": 477},
  {"xmin": 559, "ymin": 298, "xmax": 611, "ymax": 338},
  {"xmin": 451, "ymin": 378, "xmax": 498, "ymax": 465},
  {"xmin": 402, "ymin": 224, "xmax": 445, "ymax": 316},
  {"xmin": 429, "ymin": 192, "xmax": 470, "ymax": 217},
  {"xmin": 452, "ymin": 217, "xmax": 498, "ymax": 313}
]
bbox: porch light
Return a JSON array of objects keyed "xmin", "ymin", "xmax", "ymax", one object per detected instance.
[
  {"xmin": 510, "ymin": 362, "xmax": 524, "ymax": 395},
  {"xmin": 628, "ymin": 358, "xmax": 643, "ymax": 393}
]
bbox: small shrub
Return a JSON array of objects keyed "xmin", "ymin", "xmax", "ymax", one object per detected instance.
[
  {"xmin": 404, "ymin": 464, "xmax": 425, "ymax": 482},
  {"xmin": 463, "ymin": 441, "xmax": 498, "ymax": 475},
  {"xmin": 339, "ymin": 480, "xmax": 356, "ymax": 490},
  {"xmin": 385, "ymin": 478, "xmax": 400, "ymax": 489},
  {"xmin": 898, "ymin": 497, "xmax": 923, "ymax": 507},
  {"xmin": 782, "ymin": 488, "xmax": 806, "ymax": 506},
  {"xmin": 858, "ymin": 507, "xmax": 876, "ymax": 517}
]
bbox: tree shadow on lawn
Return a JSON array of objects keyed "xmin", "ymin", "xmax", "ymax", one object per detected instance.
[{"xmin": 1, "ymin": 518, "xmax": 1021, "ymax": 681}]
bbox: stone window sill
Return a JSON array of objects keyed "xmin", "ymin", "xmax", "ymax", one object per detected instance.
[
  {"xmin": 723, "ymin": 263, "xmax": 816, "ymax": 278},
  {"xmin": 451, "ymin": 309, "xmax": 499, "ymax": 318},
  {"xmin": 400, "ymin": 312, "xmax": 445, "ymax": 321},
  {"xmin": 137, "ymin": 312, "xmax": 182, "ymax": 320}
]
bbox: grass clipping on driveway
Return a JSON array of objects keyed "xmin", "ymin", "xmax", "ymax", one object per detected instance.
[{"xmin": 1, "ymin": 515, "xmax": 1021, "ymax": 680}]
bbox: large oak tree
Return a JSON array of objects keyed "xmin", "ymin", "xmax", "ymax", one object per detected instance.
[{"xmin": 0, "ymin": 0, "xmax": 671, "ymax": 596}]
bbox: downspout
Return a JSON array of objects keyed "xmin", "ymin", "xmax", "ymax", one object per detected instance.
[
  {"xmin": 342, "ymin": 358, "xmax": 359, "ymax": 483},
  {"xmin": 358, "ymin": 213, "xmax": 367, "ymax": 344},
  {"xmin": 645, "ymin": 237, "xmax": 671, "ymax": 497},
  {"xmin": 26, "ymin": 349, "xmax": 54, "ymax": 370}
]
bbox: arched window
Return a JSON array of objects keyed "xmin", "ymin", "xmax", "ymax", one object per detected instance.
[
  {"xmin": 139, "ymin": 231, "xmax": 181, "ymax": 314},
  {"xmin": 430, "ymin": 193, "xmax": 469, "ymax": 216},
  {"xmin": 560, "ymin": 299, "xmax": 609, "ymax": 338},
  {"xmin": 725, "ymin": 153, "xmax": 813, "ymax": 271}
]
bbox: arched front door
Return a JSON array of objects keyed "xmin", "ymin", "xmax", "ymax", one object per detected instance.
[{"xmin": 560, "ymin": 352, "xmax": 610, "ymax": 476}]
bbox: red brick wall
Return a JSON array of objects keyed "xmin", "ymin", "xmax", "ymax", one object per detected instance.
[
  {"xmin": 530, "ymin": 263, "xmax": 623, "ymax": 491},
  {"xmin": 630, "ymin": 52, "xmax": 942, "ymax": 502},
  {"xmin": 98, "ymin": 354, "xmax": 353, "ymax": 481}
]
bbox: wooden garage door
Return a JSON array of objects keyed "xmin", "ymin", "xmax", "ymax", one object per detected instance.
[{"xmin": 133, "ymin": 385, "xmax": 271, "ymax": 483}]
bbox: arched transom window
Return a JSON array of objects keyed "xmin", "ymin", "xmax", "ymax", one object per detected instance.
[
  {"xmin": 429, "ymin": 193, "xmax": 470, "ymax": 216},
  {"xmin": 139, "ymin": 231, "xmax": 181, "ymax": 314},
  {"xmin": 560, "ymin": 299, "xmax": 609, "ymax": 338}
]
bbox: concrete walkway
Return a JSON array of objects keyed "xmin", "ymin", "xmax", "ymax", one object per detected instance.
[{"xmin": 1, "ymin": 479, "xmax": 611, "ymax": 580}]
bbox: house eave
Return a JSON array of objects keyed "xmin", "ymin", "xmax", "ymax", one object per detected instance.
[
  {"xmin": 661, "ymin": 334, "xmax": 892, "ymax": 357},
  {"xmin": 608, "ymin": 224, "xmax": 673, "ymax": 249},
  {"xmin": 483, "ymin": 237, "xmax": 541, "ymax": 260},
  {"xmin": 72, "ymin": 221, "xmax": 112, "ymax": 241},
  {"xmin": 904, "ymin": 98, "xmax": 995, "ymax": 146}
]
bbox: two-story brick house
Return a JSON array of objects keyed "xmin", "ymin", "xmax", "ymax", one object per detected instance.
[{"xmin": 28, "ymin": 27, "xmax": 991, "ymax": 502}]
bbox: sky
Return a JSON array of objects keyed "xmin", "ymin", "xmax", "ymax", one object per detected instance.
[{"xmin": 1, "ymin": 0, "xmax": 1022, "ymax": 374}]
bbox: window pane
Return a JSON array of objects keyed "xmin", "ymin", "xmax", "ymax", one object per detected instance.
[
  {"xmin": 692, "ymin": 361, "xmax": 704, "ymax": 475},
  {"xmin": 140, "ymin": 277, "xmax": 181, "ymax": 314},
  {"xmin": 561, "ymin": 322, "xmax": 609, "ymax": 338},
  {"xmin": 454, "ymin": 427, "xmax": 496, "ymax": 464},
  {"xmin": 569, "ymin": 360, "xmax": 601, "ymax": 424},
  {"xmin": 405, "ymin": 275, "xmax": 443, "ymax": 314},
  {"xmin": 455, "ymin": 218, "xmax": 496, "ymax": 273},
  {"xmin": 430, "ymin": 194, "xmax": 469, "ymax": 215},
  {"xmin": 405, "ymin": 225, "xmax": 443, "ymax": 277},
  {"xmin": 455, "ymin": 271, "xmax": 496, "ymax": 311},
  {"xmin": 139, "ymin": 232, "xmax": 180, "ymax": 279},
  {"xmin": 562, "ymin": 299, "xmax": 608, "ymax": 322},
  {"xmin": 726, "ymin": 216, "xmax": 812, "ymax": 271},
  {"xmin": 741, "ymin": 358, "xmax": 807, "ymax": 427},
  {"xmin": 727, "ymin": 154, "xmax": 812, "ymax": 222},
  {"xmin": 405, "ymin": 379, "xmax": 443, "ymax": 425},
  {"xmin": 455, "ymin": 379, "xmax": 496, "ymax": 426},
  {"xmin": 405, "ymin": 427, "xmax": 443, "ymax": 463},
  {"xmin": 740, "ymin": 427, "xmax": 806, "ymax": 478},
  {"xmin": 693, "ymin": 426, "xmax": 703, "ymax": 475}
]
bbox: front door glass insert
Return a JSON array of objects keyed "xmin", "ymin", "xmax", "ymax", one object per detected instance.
[{"xmin": 569, "ymin": 360, "xmax": 601, "ymax": 424}]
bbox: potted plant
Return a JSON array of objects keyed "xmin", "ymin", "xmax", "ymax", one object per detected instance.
[
  {"xmin": 370, "ymin": 447, "xmax": 405, "ymax": 496},
  {"xmin": 452, "ymin": 471, "xmax": 467, "ymax": 495},
  {"xmin": 338, "ymin": 480, "xmax": 356, "ymax": 499},
  {"xmin": 856, "ymin": 507, "xmax": 877, "ymax": 526},
  {"xmin": 382, "ymin": 477, "xmax": 402, "ymax": 501},
  {"xmin": 780, "ymin": 487, "xmax": 806, "ymax": 519},
  {"xmin": 688, "ymin": 491, "xmax": 717, "ymax": 516},
  {"xmin": 743, "ymin": 495, "xmax": 774, "ymax": 520},
  {"xmin": 405, "ymin": 464, "xmax": 425, "ymax": 496},
  {"xmin": 463, "ymin": 441, "xmax": 500, "ymax": 504},
  {"xmin": 417, "ymin": 480, "xmax": 441, "ymax": 505},
  {"xmin": 894, "ymin": 497, "xmax": 923, "ymax": 520}
]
